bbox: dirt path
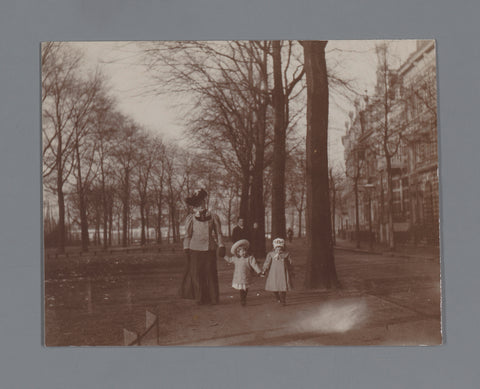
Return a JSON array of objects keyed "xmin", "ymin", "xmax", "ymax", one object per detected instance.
[
  {"xmin": 45, "ymin": 241, "xmax": 441, "ymax": 346},
  {"xmin": 147, "ymin": 249, "xmax": 441, "ymax": 346}
]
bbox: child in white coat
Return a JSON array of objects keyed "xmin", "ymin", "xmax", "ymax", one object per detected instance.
[
  {"xmin": 262, "ymin": 238, "xmax": 294, "ymax": 306},
  {"xmin": 224, "ymin": 239, "xmax": 262, "ymax": 306}
]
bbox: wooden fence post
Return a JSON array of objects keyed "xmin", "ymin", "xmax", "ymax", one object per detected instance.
[{"xmin": 123, "ymin": 328, "xmax": 138, "ymax": 346}]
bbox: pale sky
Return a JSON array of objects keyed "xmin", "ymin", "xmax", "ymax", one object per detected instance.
[{"xmin": 72, "ymin": 40, "xmax": 417, "ymax": 170}]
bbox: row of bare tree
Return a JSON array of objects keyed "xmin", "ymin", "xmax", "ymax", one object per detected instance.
[
  {"xmin": 42, "ymin": 43, "xmax": 206, "ymax": 253},
  {"xmin": 139, "ymin": 40, "xmax": 309, "ymax": 256},
  {"xmin": 139, "ymin": 40, "xmax": 338, "ymax": 287},
  {"xmin": 43, "ymin": 40, "xmax": 339, "ymax": 289}
]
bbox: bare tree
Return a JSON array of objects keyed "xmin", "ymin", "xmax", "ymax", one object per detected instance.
[
  {"xmin": 286, "ymin": 146, "xmax": 306, "ymax": 238},
  {"xmin": 301, "ymin": 40, "xmax": 339, "ymax": 289},
  {"xmin": 368, "ymin": 43, "xmax": 406, "ymax": 249},
  {"xmin": 90, "ymin": 97, "xmax": 119, "ymax": 248},
  {"xmin": 329, "ymin": 166, "xmax": 346, "ymax": 246},
  {"xmin": 70, "ymin": 72, "xmax": 107, "ymax": 251},
  {"xmin": 150, "ymin": 139, "xmax": 167, "ymax": 244},
  {"xmin": 42, "ymin": 42, "xmax": 84, "ymax": 253},
  {"xmin": 345, "ymin": 140, "xmax": 365, "ymax": 249},
  {"xmin": 134, "ymin": 132, "xmax": 164, "ymax": 245},
  {"xmin": 112, "ymin": 121, "xmax": 141, "ymax": 247},
  {"xmin": 141, "ymin": 41, "xmax": 269, "ymax": 242},
  {"xmin": 162, "ymin": 143, "xmax": 190, "ymax": 243},
  {"xmin": 271, "ymin": 40, "xmax": 306, "ymax": 240},
  {"xmin": 140, "ymin": 41, "xmax": 306, "ymax": 251}
]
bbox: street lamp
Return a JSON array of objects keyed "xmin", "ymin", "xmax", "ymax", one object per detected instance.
[{"xmin": 363, "ymin": 183, "xmax": 375, "ymax": 252}]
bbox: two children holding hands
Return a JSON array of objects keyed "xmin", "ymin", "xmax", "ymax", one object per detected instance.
[{"xmin": 224, "ymin": 237, "xmax": 294, "ymax": 306}]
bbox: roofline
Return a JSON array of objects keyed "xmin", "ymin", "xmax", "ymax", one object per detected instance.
[{"xmin": 398, "ymin": 40, "xmax": 435, "ymax": 76}]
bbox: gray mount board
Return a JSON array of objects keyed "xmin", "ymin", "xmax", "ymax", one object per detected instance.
[{"xmin": 1, "ymin": 0, "xmax": 479, "ymax": 388}]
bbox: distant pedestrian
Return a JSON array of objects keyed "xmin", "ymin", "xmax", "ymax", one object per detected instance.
[
  {"xmin": 223, "ymin": 239, "xmax": 263, "ymax": 306},
  {"xmin": 287, "ymin": 227, "xmax": 294, "ymax": 243},
  {"xmin": 231, "ymin": 217, "xmax": 248, "ymax": 243},
  {"xmin": 262, "ymin": 238, "xmax": 294, "ymax": 306},
  {"xmin": 181, "ymin": 188, "xmax": 225, "ymax": 305}
]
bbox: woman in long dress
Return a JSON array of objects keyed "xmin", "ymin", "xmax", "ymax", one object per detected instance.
[{"xmin": 180, "ymin": 189, "xmax": 225, "ymax": 304}]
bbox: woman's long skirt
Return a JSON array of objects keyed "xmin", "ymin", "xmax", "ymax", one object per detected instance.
[
  {"xmin": 179, "ymin": 253, "xmax": 194, "ymax": 299},
  {"xmin": 188, "ymin": 250, "xmax": 219, "ymax": 304}
]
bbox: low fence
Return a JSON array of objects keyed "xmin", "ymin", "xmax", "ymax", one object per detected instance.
[{"xmin": 123, "ymin": 311, "xmax": 160, "ymax": 346}]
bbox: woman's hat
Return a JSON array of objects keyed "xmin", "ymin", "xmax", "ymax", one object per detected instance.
[
  {"xmin": 231, "ymin": 239, "xmax": 250, "ymax": 255},
  {"xmin": 273, "ymin": 238, "xmax": 285, "ymax": 248},
  {"xmin": 185, "ymin": 188, "xmax": 207, "ymax": 207}
]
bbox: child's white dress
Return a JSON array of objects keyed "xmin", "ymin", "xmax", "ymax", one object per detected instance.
[{"xmin": 224, "ymin": 255, "xmax": 262, "ymax": 290}]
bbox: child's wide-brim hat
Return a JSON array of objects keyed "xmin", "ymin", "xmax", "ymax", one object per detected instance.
[{"xmin": 231, "ymin": 239, "xmax": 250, "ymax": 255}]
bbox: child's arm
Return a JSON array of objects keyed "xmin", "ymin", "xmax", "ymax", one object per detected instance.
[
  {"xmin": 224, "ymin": 255, "xmax": 234, "ymax": 264},
  {"xmin": 262, "ymin": 253, "xmax": 272, "ymax": 274},
  {"xmin": 249, "ymin": 256, "xmax": 262, "ymax": 275}
]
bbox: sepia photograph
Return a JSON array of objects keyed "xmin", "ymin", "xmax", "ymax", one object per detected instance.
[{"xmin": 42, "ymin": 39, "xmax": 441, "ymax": 346}]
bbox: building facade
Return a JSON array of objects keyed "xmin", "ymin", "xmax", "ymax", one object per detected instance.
[{"xmin": 340, "ymin": 41, "xmax": 439, "ymax": 246}]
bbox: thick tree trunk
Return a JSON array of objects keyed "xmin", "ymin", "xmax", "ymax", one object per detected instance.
[
  {"xmin": 249, "ymin": 94, "xmax": 267, "ymax": 256},
  {"xmin": 271, "ymin": 40, "xmax": 287, "ymax": 240},
  {"xmin": 302, "ymin": 40, "xmax": 339, "ymax": 290}
]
